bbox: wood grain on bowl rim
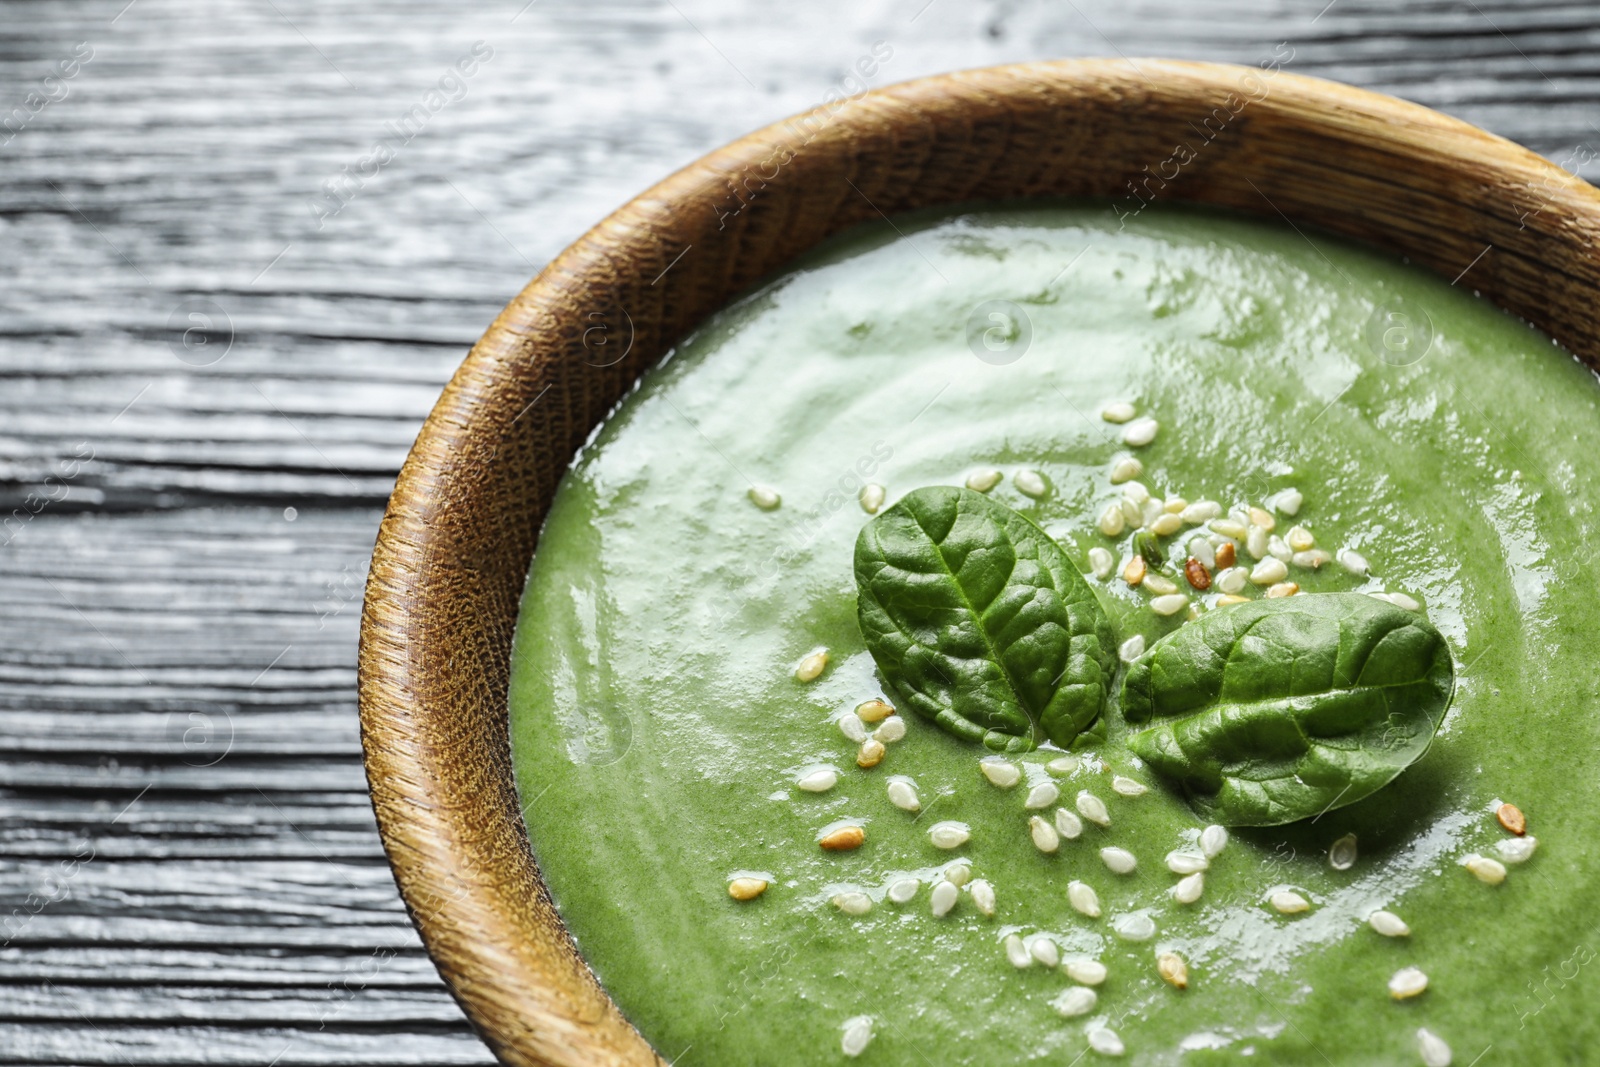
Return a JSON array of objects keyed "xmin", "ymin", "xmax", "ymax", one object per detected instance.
[{"xmin": 357, "ymin": 58, "xmax": 1600, "ymax": 1067}]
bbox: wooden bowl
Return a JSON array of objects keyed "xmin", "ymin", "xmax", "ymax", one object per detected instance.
[{"xmin": 358, "ymin": 58, "xmax": 1600, "ymax": 1066}]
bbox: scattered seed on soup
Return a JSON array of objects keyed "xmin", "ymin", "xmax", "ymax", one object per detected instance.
[
  {"xmin": 1275, "ymin": 488, "xmax": 1304, "ymax": 516},
  {"xmin": 1055, "ymin": 807, "xmax": 1084, "ymax": 840},
  {"xmin": 1087, "ymin": 1025, "xmax": 1125, "ymax": 1056},
  {"xmin": 1052, "ymin": 985, "xmax": 1098, "ymax": 1018},
  {"xmin": 1293, "ymin": 548, "xmax": 1332, "ymax": 569},
  {"xmin": 1250, "ymin": 557, "xmax": 1288, "ymax": 585},
  {"xmin": 1088, "ymin": 546, "xmax": 1115, "ymax": 580},
  {"xmin": 1182, "ymin": 500, "xmax": 1222, "ymax": 525},
  {"xmin": 1031, "ymin": 815, "xmax": 1062, "ymax": 854},
  {"xmin": 837, "ymin": 712, "xmax": 867, "ymax": 743},
  {"xmin": 1005, "ymin": 934, "xmax": 1032, "ymax": 969},
  {"xmin": 1389, "ymin": 966, "xmax": 1429, "ymax": 1000},
  {"xmin": 1111, "ymin": 775, "xmax": 1147, "ymax": 797},
  {"xmin": 795, "ymin": 650, "xmax": 828, "ymax": 682},
  {"xmin": 1497, "ymin": 835, "xmax": 1538, "ymax": 864},
  {"xmin": 1150, "ymin": 513, "xmax": 1183, "ymax": 537},
  {"xmin": 1329, "ymin": 833, "xmax": 1358, "ymax": 870},
  {"xmin": 1015, "ymin": 469, "xmax": 1049, "ymax": 498},
  {"xmin": 1269, "ymin": 891, "xmax": 1311, "ymax": 914},
  {"xmin": 1123, "ymin": 555, "xmax": 1147, "ymax": 586},
  {"xmin": 1211, "ymin": 518, "xmax": 1248, "ymax": 540},
  {"xmin": 1065, "ymin": 959, "xmax": 1108, "ymax": 986},
  {"xmin": 1216, "ymin": 566, "xmax": 1248, "ymax": 594},
  {"xmin": 1112, "ymin": 913, "xmax": 1156, "ymax": 942},
  {"xmin": 1151, "ymin": 593, "xmax": 1189, "ymax": 616},
  {"xmin": 1099, "ymin": 503, "xmax": 1128, "ymax": 537},
  {"xmin": 980, "ymin": 757, "xmax": 1021, "ymax": 789},
  {"xmin": 887, "ymin": 878, "xmax": 919, "ymax": 904},
  {"xmin": 928, "ymin": 821, "xmax": 970, "ymax": 850},
  {"xmin": 943, "ymin": 862, "xmax": 971, "ymax": 888},
  {"xmin": 854, "ymin": 699, "xmax": 894, "ymax": 723},
  {"xmin": 748, "ymin": 485, "xmax": 781, "ymax": 510},
  {"xmin": 795, "ymin": 768, "xmax": 837, "ymax": 793},
  {"xmin": 966, "ymin": 468, "xmax": 1003, "ymax": 493},
  {"xmin": 1047, "ymin": 755, "xmax": 1079, "ymax": 775},
  {"xmin": 1187, "ymin": 538, "xmax": 1216, "ymax": 570},
  {"xmin": 1025, "ymin": 781, "xmax": 1061, "ymax": 810},
  {"xmin": 1172, "ymin": 872, "xmax": 1204, "ymax": 904},
  {"xmin": 1119, "ymin": 634, "xmax": 1146, "ymax": 663},
  {"xmin": 1337, "ymin": 547, "xmax": 1371, "ymax": 574},
  {"xmin": 1166, "ymin": 851, "xmax": 1208, "ymax": 875},
  {"xmin": 833, "ymin": 892, "xmax": 872, "ymax": 916},
  {"xmin": 1463, "ymin": 854, "xmax": 1507, "ymax": 885},
  {"xmin": 856, "ymin": 739, "xmax": 886, "ymax": 769},
  {"xmin": 1216, "ymin": 594, "xmax": 1250, "ymax": 606},
  {"xmin": 1077, "ymin": 791, "xmax": 1111, "ymax": 827},
  {"xmin": 1123, "ymin": 417, "xmax": 1159, "ymax": 447},
  {"xmin": 858, "ymin": 483, "xmax": 886, "ymax": 514},
  {"xmin": 1121, "ymin": 480, "xmax": 1150, "ymax": 505},
  {"xmin": 1102, "ymin": 402, "xmax": 1137, "ymax": 424},
  {"xmin": 886, "ymin": 778, "xmax": 920, "ymax": 812},
  {"xmin": 1158, "ymin": 952, "xmax": 1189, "ymax": 990},
  {"xmin": 1369, "ymin": 910, "xmax": 1410, "ymax": 937},
  {"xmin": 1142, "ymin": 572, "xmax": 1179, "ymax": 596},
  {"xmin": 1416, "ymin": 1027, "xmax": 1452, "ymax": 1067},
  {"xmin": 728, "ymin": 877, "xmax": 768, "ymax": 901},
  {"xmin": 1030, "ymin": 937, "xmax": 1061, "ymax": 968},
  {"xmin": 1199, "ymin": 825, "xmax": 1229, "ymax": 858},
  {"xmin": 969, "ymin": 878, "xmax": 996, "ymax": 916},
  {"xmin": 1100, "ymin": 847, "xmax": 1137, "ymax": 875},
  {"xmin": 1496, "ymin": 802, "xmax": 1527, "ymax": 836},
  {"xmin": 1109, "ymin": 456, "xmax": 1143, "ymax": 484},
  {"xmin": 930, "ymin": 879, "xmax": 959, "ymax": 917},
  {"xmin": 1068, "ymin": 880, "xmax": 1101, "ymax": 918},
  {"xmin": 873, "ymin": 717, "xmax": 906, "ymax": 744},
  {"xmin": 818, "ymin": 825, "xmax": 865, "ymax": 852},
  {"xmin": 1286, "ymin": 525, "xmax": 1315, "ymax": 551},
  {"xmin": 1387, "ymin": 591, "xmax": 1422, "ymax": 611},
  {"xmin": 841, "ymin": 1015, "xmax": 874, "ymax": 1058}
]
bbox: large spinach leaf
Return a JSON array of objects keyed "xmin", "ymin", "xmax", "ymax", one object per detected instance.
[
  {"xmin": 854, "ymin": 486, "xmax": 1117, "ymax": 752},
  {"xmin": 1122, "ymin": 593, "xmax": 1453, "ymax": 826}
]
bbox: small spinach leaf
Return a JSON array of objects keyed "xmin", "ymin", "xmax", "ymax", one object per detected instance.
[
  {"xmin": 1122, "ymin": 593, "xmax": 1454, "ymax": 826},
  {"xmin": 854, "ymin": 486, "xmax": 1117, "ymax": 752}
]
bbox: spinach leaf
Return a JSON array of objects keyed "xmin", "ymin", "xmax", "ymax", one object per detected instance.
[
  {"xmin": 1122, "ymin": 593, "xmax": 1454, "ymax": 826},
  {"xmin": 854, "ymin": 486, "xmax": 1117, "ymax": 752}
]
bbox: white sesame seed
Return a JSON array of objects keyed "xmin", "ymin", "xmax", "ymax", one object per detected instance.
[
  {"xmin": 1181, "ymin": 501, "xmax": 1222, "ymax": 525},
  {"xmin": 934, "ymin": 864, "xmax": 967, "ymax": 890},
  {"xmin": 1463, "ymin": 854, "xmax": 1507, "ymax": 885},
  {"xmin": 1250, "ymin": 558, "xmax": 1289, "ymax": 585},
  {"xmin": 1088, "ymin": 547, "xmax": 1115, "ymax": 580},
  {"xmin": 1274, "ymin": 488, "xmax": 1304, "ymax": 516},
  {"xmin": 966, "ymin": 468, "xmax": 1003, "ymax": 493},
  {"xmin": 1164, "ymin": 497, "xmax": 1188, "ymax": 515},
  {"xmin": 856, "ymin": 739, "xmax": 886, "ymax": 769},
  {"xmin": 887, "ymin": 778, "xmax": 920, "ymax": 812},
  {"xmin": 1150, "ymin": 513, "xmax": 1183, "ymax": 537},
  {"xmin": 1187, "ymin": 538, "xmax": 1216, "ymax": 569},
  {"xmin": 1265, "ymin": 581, "xmax": 1299, "ymax": 598},
  {"xmin": 1337, "ymin": 547, "xmax": 1371, "ymax": 575},
  {"xmin": 1389, "ymin": 966, "xmax": 1429, "ymax": 1000},
  {"xmin": 1052, "ymin": 986, "xmax": 1098, "ymax": 1018},
  {"xmin": 1166, "ymin": 850, "xmax": 1208, "ymax": 875},
  {"xmin": 1121, "ymin": 481, "xmax": 1150, "ymax": 505},
  {"xmin": 1142, "ymin": 573, "xmax": 1178, "ymax": 596},
  {"xmin": 1269, "ymin": 891, "xmax": 1311, "ymax": 914},
  {"xmin": 1387, "ymin": 591, "xmax": 1423, "ymax": 611},
  {"xmin": 1026, "ymin": 781, "xmax": 1061, "ymax": 810},
  {"xmin": 969, "ymin": 878, "xmax": 996, "ymax": 916},
  {"xmin": 1047, "ymin": 755, "xmax": 1079, "ymax": 775},
  {"xmin": 1172, "ymin": 872, "xmax": 1204, "ymax": 904},
  {"xmin": 1054, "ymin": 807, "xmax": 1084, "ymax": 839},
  {"xmin": 1292, "ymin": 549, "xmax": 1332, "ymax": 569},
  {"xmin": 927, "ymin": 821, "xmax": 969, "ymax": 850},
  {"xmin": 1209, "ymin": 518, "xmax": 1248, "ymax": 539},
  {"xmin": 980, "ymin": 758, "xmax": 1021, "ymax": 789},
  {"xmin": 1031, "ymin": 815, "xmax": 1061, "ymax": 854},
  {"xmin": 1087, "ymin": 1026, "xmax": 1125, "ymax": 1056},
  {"xmin": 1123, "ymin": 418, "xmax": 1159, "ymax": 447},
  {"xmin": 1286, "ymin": 525, "xmax": 1315, "ymax": 551},
  {"xmin": 1199, "ymin": 825, "xmax": 1228, "ymax": 858},
  {"xmin": 930, "ymin": 879, "xmax": 959, "ymax": 917},
  {"xmin": 1416, "ymin": 1027, "xmax": 1452, "ymax": 1067},
  {"xmin": 796, "ymin": 768, "xmax": 837, "ymax": 793},
  {"xmin": 1268, "ymin": 535, "xmax": 1292, "ymax": 562},
  {"xmin": 1100, "ymin": 847, "xmax": 1137, "ymax": 874},
  {"xmin": 1150, "ymin": 593, "xmax": 1189, "ymax": 616},
  {"xmin": 1246, "ymin": 525, "xmax": 1269, "ymax": 560},
  {"xmin": 1215, "ymin": 594, "xmax": 1250, "ymax": 606},
  {"xmin": 1247, "ymin": 506, "xmax": 1274, "ymax": 531},
  {"xmin": 1098, "ymin": 504, "xmax": 1127, "ymax": 537},
  {"xmin": 796, "ymin": 650, "xmax": 828, "ymax": 682},
  {"xmin": 1142, "ymin": 498, "xmax": 1167, "ymax": 529},
  {"xmin": 873, "ymin": 717, "xmax": 907, "ymax": 743},
  {"xmin": 1005, "ymin": 934, "xmax": 1032, "ymax": 969},
  {"xmin": 1111, "ymin": 775, "xmax": 1148, "ymax": 797},
  {"xmin": 887, "ymin": 878, "xmax": 919, "ymax": 904},
  {"xmin": 1102, "ymin": 402, "xmax": 1137, "ymax": 424},
  {"xmin": 1216, "ymin": 566, "xmax": 1248, "ymax": 594},
  {"xmin": 749, "ymin": 486, "xmax": 781, "ymax": 510},
  {"xmin": 833, "ymin": 892, "xmax": 872, "ymax": 916},
  {"xmin": 1119, "ymin": 634, "xmax": 1146, "ymax": 663},
  {"xmin": 1015, "ymin": 469, "xmax": 1049, "ymax": 499},
  {"xmin": 1368, "ymin": 910, "xmax": 1410, "ymax": 937},
  {"xmin": 841, "ymin": 1015, "xmax": 874, "ymax": 1058},
  {"xmin": 1109, "ymin": 457, "xmax": 1143, "ymax": 484},
  {"xmin": 1068, "ymin": 880, "xmax": 1102, "ymax": 918},
  {"xmin": 1064, "ymin": 959, "xmax": 1108, "ymax": 985},
  {"xmin": 1030, "ymin": 937, "xmax": 1061, "ymax": 968},
  {"xmin": 859, "ymin": 484, "xmax": 887, "ymax": 514},
  {"xmin": 1158, "ymin": 952, "xmax": 1189, "ymax": 990},
  {"xmin": 1113, "ymin": 913, "xmax": 1156, "ymax": 941},
  {"xmin": 837, "ymin": 712, "xmax": 867, "ymax": 743},
  {"xmin": 1076, "ymin": 791, "xmax": 1111, "ymax": 827},
  {"xmin": 1329, "ymin": 833, "xmax": 1358, "ymax": 871},
  {"xmin": 1119, "ymin": 497, "xmax": 1144, "ymax": 528},
  {"xmin": 1496, "ymin": 835, "xmax": 1538, "ymax": 864}
]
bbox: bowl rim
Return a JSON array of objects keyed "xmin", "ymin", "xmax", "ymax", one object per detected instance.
[{"xmin": 358, "ymin": 57, "xmax": 1600, "ymax": 1067}]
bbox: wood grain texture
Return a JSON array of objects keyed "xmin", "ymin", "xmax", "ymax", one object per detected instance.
[{"xmin": 6, "ymin": 0, "xmax": 1600, "ymax": 1063}]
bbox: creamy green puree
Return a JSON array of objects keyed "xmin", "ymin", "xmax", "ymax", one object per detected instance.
[{"xmin": 509, "ymin": 203, "xmax": 1600, "ymax": 1065}]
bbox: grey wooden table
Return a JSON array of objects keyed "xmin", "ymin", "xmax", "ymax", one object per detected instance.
[{"xmin": 1, "ymin": 0, "xmax": 1595, "ymax": 1062}]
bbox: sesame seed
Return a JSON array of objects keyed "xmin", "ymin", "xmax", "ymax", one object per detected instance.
[
  {"xmin": 1387, "ymin": 591, "xmax": 1423, "ymax": 611},
  {"xmin": 1067, "ymin": 880, "xmax": 1101, "ymax": 918},
  {"xmin": 1164, "ymin": 497, "xmax": 1189, "ymax": 515},
  {"xmin": 970, "ymin": 878, "xmax": 996, "ymax": 916},
  {"xmin": 1123, "ymin": 418, "xmax": 1159, "ymax": 447},
  {"xmin": 1122, "ymin": 480, "xmax": 1150, "ymax": 505},
  {"xmin": 1268, "ymin": 535, "xmax": 1292, "ymax": 562},
  {"xmin": 944, "ymin": 862, "xmax": 972, "ymax": 887},
  {"xmin": 1368, "ymin": 910, "xmax": 1410, "ymax": 937},
  {"xmin": 1286, "ymin": 525, "xmax": 1315, "ymax": 552},
  {"xmin": 1166, "ymin": 850, "xmax": 1208, "ymax": 875},
  {"xmin": 837, "ymin": 713, "xmax": 867, "ymax": 743},
  {"xmin": 1120, "ymin": 497, "xmax": 1144, "ymax": 527},
  {"xmin": 1216, "ymin": 594, "xmax": 1250, "ymax": 606},
  {"xmin": 856, "ymin": 739, "xmax": 886, "ymax": 769},
  {"xmin": 1181, "ymin": 501, "xmax": 1222, "ymax": 525},
  {"xmin": 819, "ymin": 825, "xmax": 865, "ymax": 852},
  {"xmin": 1109, "ymin": 457, "xmax": 1144, "ymax": 484},
  {"xmin": 929, "ymin": 821, "xmax": 970, "ymax": 849},
  {"xmin": 873, "ymin": 717, "xmax": 907, "ymax": 743},
  {"xmin": 856, "ymin": 699, "xmax": 895, "ymax": 723},
  {"xmin": 728, "ymin": 877, "xmax": 768, "ymax": 901},
  {"xmin": 1248, "ymin": 506, "xmax": 1276, "ymax": 531},
  {"xmin": 1052, "ymin": 986, "xmax": 1098, "ymax": 1018},
  {"xmin": 1463, "ymin": 854, "xmax": 1507, "ymax": 885},
  {"xmin": 749, "ymin": 486, "xmax": 781, "ymax": 510},
  {"xmin": 1005, "ymin": 934, "xmax": 1032, "ymax": 969},
  {"xmin": 1496, "ymin": 835, "xmax": 1538, "ymax": 864},
  {"xmin": 1119, "ymin": 634, "xmax": 1146, "ymax": 663},
  {"xmin": 1329, "ymin": 833, "xmax": 1358, "ymax": 871},
  {"xmin": 1416, "ymin": 1027, "xmax": 1452, "ymax": 1067},
  {"xmin": 1015, "ymin": 469, "xmax": 1049, "ymax": 499},
  {"xmin": 1123, "ymin": 555, "xmax": 1147, "ymax": 586},
  {"xmin": 1112, "ymin": 913, "xmax": 1156, "ymax": 941},
  {"xmin": 1496, "ymin": 802, "xmax": 1527, "ymax": 836},
  {"xmin": 1098, "ymin": 504, "xmax": 1127, "ymax": 537},
  {"xmin": 1142, "ymin": 572, "xmax": 1179, "ymax": 596},
  {"xmin": 1388, "ymin": 966, "xmax": 1429, "ymax": 1000},
  {"xmin": 1112, "ymin": 775, "xmax": 1148, "ymax": 797},
  {"xmin": 796, "ymin": 650, "xmax": 828, "ymax": 682},
  {"xmin": 1140, "ymin": 498, "xmax": 1164, "ymax": 528},
  {"xmin": 1269, "ymin": 891, "xmax": 1311, "ymax": 914},
  {"xmin": 1171, "ymin": 872, "xmax": 1204, "ymax": 904},
  {"xmin": 796, "ymin": 768, "xmax": 838, "ymax": 793},
  {"xmin": 1188, "ymin": 538, "xmax": 1216, "ymax": 569},
  {"xmin": 1031, "ymin": 815, "xmax": 1061, "ymax": 854},
  {"xmin": 980, "ymin": 757, "xmax": 1021, "ymax": 789},
  {"xmin": 1158, "ymin": 952, "xmax": 1189, "ymax": 990},
  {"xmin": 1026, "ymin": 781, "xmax": 1062, "ymax": 810},
  {"xmin": 1337, "ymin": 547, "xmax": 1371, "ymax": 575},
  {"xmin": 1065, "ymin": 959, "xmax": 1108, "ymax": 985},
  {"xmin": 1102, "ymin": 402, "xmax": 1137, "ymax": 424},
  {"xmin": 1151, "ymin": 513, "xmax": 1183, "ymax": 537},
  {"xmin": 1088, "ymin": 547, "xmax": 1115, "ymax": 580},
  {"xmin": 1274, "ymin": 488, "xmax": 1304, "ymax": 516},
  {"xmin": 1292, "ymin": 549, "xmax": 1332, "ymax": 569},
  {"xmin": 967, "ymin": 468, "xmax": 1003, "ymax": 493},
  {"xmin": 1210, "ymin": 518, "xmax": 1248, "ymax": 540},
  {"xmin": 1077, "ymin": 791, "xmax": 1111, "ymax": 827},
  {"xmin": 1055, "ymin": 808, "xmax": 1084, "ymax": 839},
  {"xmin": 1246, "ymin": 525, "xmax": 1269, "ymax": 560},
  {"xmin": 887, "ymin": 778, "xmax": 920, "ymax": 812},
  {"xmin": 1047, "ymin": 755, "xmax": 1080, "ymax": 775},
  {"xmin": 1216, "ymin": 567, "xmax": 1248, "ymax": 594},
  {"xmin": 833, "ymin": 891, "xmax": 873, "ymax": 916},
  {"xmin": 887, "ymin": 878, "xmax": 919, "ymax": 904},
  {"xmin": 1031, "ymin": 937, "xmax": 1061, "ymax": 967},
  {"xmin": 859, "ymin": 484, "xmax": 887, "ymax": 514},
  {"xmin": 1151, "ymin": 593, "xmax": 1189, "ymax": 616},
  {"xmin": 930, "ymin": 879, "xmax": 959, "ymax": 917},
  {"xmin": 1214, "ymin": 540, "xmax": 1237, "ymax": 569},
  {"xmin": 1200, "ymin": 825, "xmax": 1228, "ymax": 858},
  {"xmin": 1100, "ymin": 847, "xmax": 1137, "ymax": 874},
  {"xmin": 1087, "ymin": 1026, "xmax": 1125, "ymax": 1056},
  {"xmin": 841, "ymin": 1015, "xmax": 874, "ymax": 1058},
  {"xmin": 1249, "ymin": 558, "xmax": 1289, "ymax": 585},
  {"xmin": 1266, "ymin": 581, "xmax": 1300, "ymax": 598}
]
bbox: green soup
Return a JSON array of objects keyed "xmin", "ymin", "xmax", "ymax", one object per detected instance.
[{"xmin": 508, "ymin": 203, "xmax": 1600, "ymax": 1065}]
